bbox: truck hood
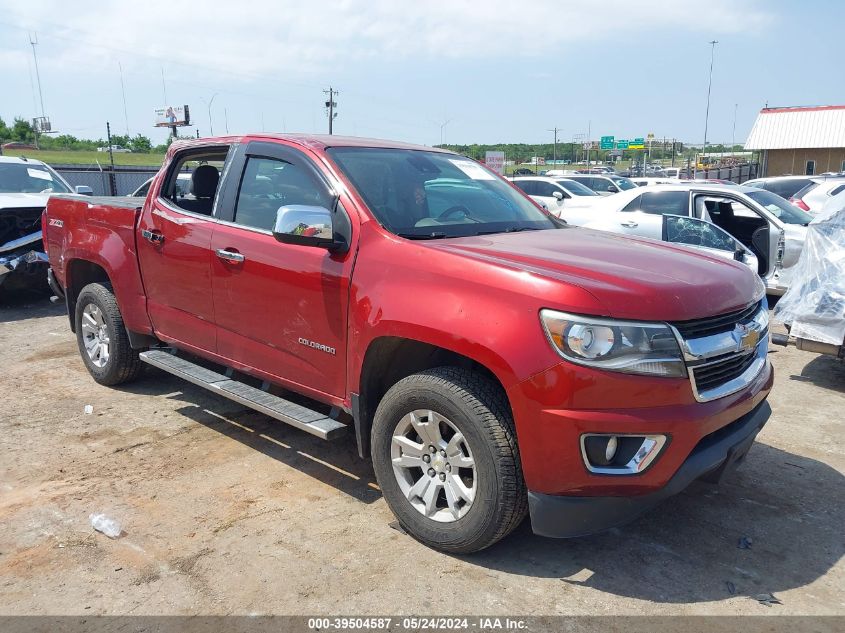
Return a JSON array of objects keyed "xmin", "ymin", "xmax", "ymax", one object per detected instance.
[
  {"xmin": 424, "ymin": 227, "xmax": 761, "ymax": 321},
  {"xmin": 0, "ymin": 192, "xmax": 52, "ymax": 209}
]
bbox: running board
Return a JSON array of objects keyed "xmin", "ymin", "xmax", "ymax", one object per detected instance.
[{"xmin": 139, "ymin": 350, "xmax": 347, "ymax": 441}]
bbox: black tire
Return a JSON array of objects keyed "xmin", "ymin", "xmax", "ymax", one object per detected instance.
[
  {"xmin": 371, "ymin": 367, "xmax": 527, "ymax": 553},
  {"xmin": 74, "ymin": 282, "xmax": 143, "ymax": 386}
]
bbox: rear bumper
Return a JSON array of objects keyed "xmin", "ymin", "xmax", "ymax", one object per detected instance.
[{"xmin": 528, "ymin": 399, "xmax": 771, "ymax": 538}]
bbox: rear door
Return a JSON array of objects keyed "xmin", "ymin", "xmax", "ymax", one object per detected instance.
[
  {"xmin": 209, "ymin": 141, "xmax": 355, "ymax": 399},
  {"xmin": 137, "ymin": 145, "xmax": 231, "ymax": 352}
]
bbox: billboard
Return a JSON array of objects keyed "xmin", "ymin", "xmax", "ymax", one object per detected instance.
[
  {"xmin": 154, "ymin": 105, "xmax": 191, "ymax": 127},
  {"xmin": 485, "ymin": 151, "xmax": 505, "ymax": 175}
]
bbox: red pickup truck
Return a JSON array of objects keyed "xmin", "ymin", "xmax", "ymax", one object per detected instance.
[{"xmin": 43, "ymin": 134, "xmax": 773, "ymax": 553}]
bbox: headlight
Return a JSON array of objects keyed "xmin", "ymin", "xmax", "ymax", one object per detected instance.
[{"xmin": 540, "ymin": 309, "xmax": 687, "ymax": 377}]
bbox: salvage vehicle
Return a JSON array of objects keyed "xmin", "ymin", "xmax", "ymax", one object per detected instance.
[
  {"xmin": 773, "ymin": 199, "xmax": 845, "ymax": 358},
  {"xmin": 0, "ymin": 156, "xmax": 90, "ymax": 291},
  {"xmin": 569, "ymin": 184, "xmax": 811, "ymax": 295},
  {"xmin": 43, "ymin": 134, "xmax": 773, "ymax": 553},
  {"xmin": 510, "ymin": 176, "xmax": 601, "ymax": 221}
]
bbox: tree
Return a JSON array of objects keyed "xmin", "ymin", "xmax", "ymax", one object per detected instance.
[
  {"xmin": 11, "ymin": 118, "xmax": 34, "ymax": 142},
  {"xmin": 0, "ymin": 117, "xmax": 10, "ymax": 141},
  {"xmin": 128, "ymin": 134, "xmax": 152, "ymax": 153}
]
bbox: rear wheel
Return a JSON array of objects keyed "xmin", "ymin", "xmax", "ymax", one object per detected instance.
[
  {"xmin": 371, "ymin": 367, "xmax": 527, "ymax": 553},
  {"xmin": 74, "ymin": 282, "xmax": 143, "ymax": 386}
]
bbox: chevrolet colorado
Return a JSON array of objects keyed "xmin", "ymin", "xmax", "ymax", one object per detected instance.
[{"xmin": 43, "ymin": 134, "xmax": 773, "ymax": 553}]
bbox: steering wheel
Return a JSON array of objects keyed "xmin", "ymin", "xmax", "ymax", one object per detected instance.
[{"xmin": 438, "ymin": 205, "xmax": 475, "ymax": 221}]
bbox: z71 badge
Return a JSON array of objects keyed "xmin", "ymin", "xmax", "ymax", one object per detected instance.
[{"xmin": 49, "ymin": 218, "xmax": 64, "ymax": 227}]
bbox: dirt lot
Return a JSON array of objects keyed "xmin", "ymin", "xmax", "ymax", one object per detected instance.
[{"xmin": 0, "ymin": 292, "xmax": 843, "ymax": 616}]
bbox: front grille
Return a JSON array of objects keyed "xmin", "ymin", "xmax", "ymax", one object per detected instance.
[
  {"xmin": 0, "ymin": 207, "xmax": 44, "ymax": 245},
  {"xmin": 692, "ymin": 352, "xmax": 758, "ymax": 393},
  {"xmin": 672, "ymin": 300, "xmax": 762, "ymax": 339}
]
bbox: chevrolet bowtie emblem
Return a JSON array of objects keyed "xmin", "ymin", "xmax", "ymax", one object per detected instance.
[{"xmin": 734, "ymin": 323, "xmax": 760, "ymax": 351}]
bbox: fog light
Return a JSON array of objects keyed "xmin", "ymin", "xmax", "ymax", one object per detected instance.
[
  {"xmin": 580, "ymin": 434, "xmax": 668, "ymax": 474},
  {"xmin": 584, "ymin": 435, "xmax": 618, "ymax": 467}
]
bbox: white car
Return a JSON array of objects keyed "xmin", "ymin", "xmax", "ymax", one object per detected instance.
[
  {"xmin": 575, "ymin": 184, "xmax": 812, "ymax": 295},
  {"xmin": 0, "ymin": 156, "xmax": 91, "ymax": 289},
  {"xmin": 562, "ymin": 174, "xmax": 638, "ymax": 196},
  {"xmin": 631, "ymin": 177, "xmax": 683, "ymax": 187},
  {"xmin": 97, "ymin": 145, "xmax": 131, "ymax": 153},
  {"xmin": 511, "ymin": 176, "xmax": 602, "ymax": 222},
  {"xmin": 789, "ymin": 178, "xmax": 845, "ymax": 214}
]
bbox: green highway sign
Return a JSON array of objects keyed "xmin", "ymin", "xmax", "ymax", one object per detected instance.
[
  {"xmin": 615, "ymin": 139, "xmax": 629, "ymax": 149},
  {"xmin": 600, "ymin": 135, "xmax": 614, "ymax": 150},
  {"xmin": 630, "ymin": 137, "xmax": 645, "ymax": 149}
]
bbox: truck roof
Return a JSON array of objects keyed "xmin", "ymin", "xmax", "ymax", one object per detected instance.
[{"xmin": 171, "ymin": 133, "xmax": 450, "ymax": 154}]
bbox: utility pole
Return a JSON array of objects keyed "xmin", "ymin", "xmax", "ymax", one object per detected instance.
[
  {"xmin": 105, "ymin": 122, "xmax": 117, "ymax": 196},
  {"xmin": 161, "ymin": 67, "xmax": 168, "ymax": 103},
  {"xmin": 202, "ymin": 93, "xmax": 218, "ymax": 136},
  {"xmin": 224, "ymin": 108, "xmax": 229, "ymax": 134},
  {"xmin": 703, "ymin": 40, "xmax": 718, "ymax": 149},
  {"xmin": 29, "ymin": 33, "xmax": 45, "ymax": 118},
  {"xmin": 118, "ymin": 62, "xmax": 129, "ymax": 135},
  {"xmin": 548, "ymin": 127, "xmax": 561, "ymax": 166},
  {"xmin": 732, "ymin": 103, "xmax": 738, "ymax": 150},
  {"xmin": 324, "ymin": 87, "xmax": 338, "ymax": 134}
]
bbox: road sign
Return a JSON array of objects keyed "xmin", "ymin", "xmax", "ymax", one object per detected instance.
[
  {"xmin": 582, "ymin": 141, "xmax": 592, "ymax": 150},
  {"xmin": 600, "ymin": 135, "xmax": 614, "ymax": 150},
  {"xmin": 616, "ymin": 139, "xmax": 629, "ymax": 149},
  {"xmin": 630, "ymin": 137, "xmax": 645, "ymax": 149}
]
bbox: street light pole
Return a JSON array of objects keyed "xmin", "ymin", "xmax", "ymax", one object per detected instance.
[
  {"xmin": 205, "ymin": 93, "xmax": 218, "ymax": 136},
  {"xmin": 703, "ymin": 40, "xmax": 718, "ymax": 149},
  {"xmin": 439, "ymin": 119, "xmax": 451, "ymax": 146}
]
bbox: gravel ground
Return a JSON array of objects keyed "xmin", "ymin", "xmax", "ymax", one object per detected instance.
[{"xmin": 0, "ymin": 291, "xmax": 842, "ymax": 616}]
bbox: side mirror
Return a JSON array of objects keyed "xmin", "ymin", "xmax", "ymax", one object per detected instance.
[
  {"xmin": 272, "ymin": 205, "xmax": 348, "ymax": 253},
  {"xmin": 552, "ymin": 191, "xmax": 564, "ymax": 201},
  {"xmin": 75, "ymin": 185, "xmax": 93, "ymax": 196},
  {"xmin": 607, "ymin": 185, "xmax": 619, "ymax": 193}
]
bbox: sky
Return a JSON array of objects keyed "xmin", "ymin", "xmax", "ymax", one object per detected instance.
[{"xmin": 0, "ymin": 0, "xmax": 842, "ymax": 147}]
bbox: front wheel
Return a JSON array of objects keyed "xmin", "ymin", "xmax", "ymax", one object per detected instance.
[
  {"xmin": 74, "ymin": 282, "xmax": 143, "ymax": 386},
  {"xmin": 371, "ymin": 367, "xmax": 527, "ymax": 553}
]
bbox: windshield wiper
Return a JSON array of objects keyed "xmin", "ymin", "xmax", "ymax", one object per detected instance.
[
  {"xmin": 397, "ymin": 232, "xmax": 449, "ymax": 240},
  {"xmin": 474, "ymin": 226, "xmax": 544, "ymax": 236}
]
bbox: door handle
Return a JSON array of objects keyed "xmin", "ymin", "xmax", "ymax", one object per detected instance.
[
  {"xmin": 620, "ymin": 220, "xmax": 638, "ymax": 228},
  {"xmin": 215, "ymin": 248, "xmax": 245, "ymax": 264},
  {"xmin": 141, "ymin": 229, "xmax": 165, "ymax": 244}
]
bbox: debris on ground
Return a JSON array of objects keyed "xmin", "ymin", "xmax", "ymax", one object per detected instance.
[
  {"xmin": 84, "ymin": 404, "xmax": 94, "ymax": 414},
  {"xmin": 738, "ymin": 536, "xmax": 753, "ymax": 549},
  {"xmin": 726, "ymin": 581, "xmax": 737, "ymax": 595},
  {"xmin": 752, "ymin": 593, "xmax": 783, "ymax": 606},
  {"xmin": 89, "ymin": 513, "xmax": 122, "ymax": 538}
]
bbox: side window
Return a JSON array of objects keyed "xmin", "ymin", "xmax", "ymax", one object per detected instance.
[
  {"xmin": 164, "ymin": 148, "xmax": 229, "ymax": 216},
  {"xmin": 515, "ymin": 180, "xmax": 535, "ymax": 195},
  {"xmin": 134, "ymin": 181, "xmax": 151, "ymax": 197},
  {"xmin": 830, "ymin": 184, "xmax": 845, "ymax": 197},
  {"xmin": 638, "ymin": 191, "xmax": 690, "ymax": 216},
  {"xmin": 621, "ymin": 194, "xmax": 642, "ymax": 212},
  {"xmin": 665, "ymin": 216, "xmax": 737, "ymax": 252},
  {"xmin": 534, "ymin": 181, "xmax": 557, "ymax": 197},
  {"xmin": 805, "ymin": 160, "xmax": 815, "ymax": 176},
  {"xmin": 234, "ymin": 156, "xmax": 331, "ymax": 231}
]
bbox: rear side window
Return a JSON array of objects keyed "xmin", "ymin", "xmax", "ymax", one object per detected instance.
[
  {"xmin": 164, "ymin": 147, "xmax": 230, "ymax": 216},
  {"xmin": 638, "ymin": 191, "xmax": 690, "ymax": 216},
  {"xmin": 514, "ymin": 180, "xmax": 535, "ymax": 195}
]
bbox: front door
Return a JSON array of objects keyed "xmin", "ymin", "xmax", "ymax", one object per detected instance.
[
  {"xmin": 137, "ymin": 146, "xmax": 230, "ymax": 352},
  {"xmin": 210, "ymin": 141, "xmax": 355, "ymax": 400}
]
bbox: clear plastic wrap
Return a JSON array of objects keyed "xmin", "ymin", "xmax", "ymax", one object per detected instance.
[{"xmin": 773, "ymin": 201, "xmax": 845, "ymax": 346}]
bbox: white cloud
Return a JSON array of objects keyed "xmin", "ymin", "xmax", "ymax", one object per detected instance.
[{"xmin": 2, "ymin": 0, "xmax": 775, "ymax": 80}]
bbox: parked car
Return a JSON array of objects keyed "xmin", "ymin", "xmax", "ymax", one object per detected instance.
[
  {"xmin": 663, "ymin": 167, "xmax": 682, "ymax": 179},
  {"xmin": 788, "ymin": 178, "xmax": 845, "ymax": 214},
  {"xmin": 130, "ymin": 172, "xmax": 191, "ymax": 198},
  {"xmin": 512, "ymin": 167, "xmax": 535, "ymax": 176},
  {"xmin": 510, "ymin": 176, "xmax": 601, "ymax": 221},
  {"xmin": 563, "ymin": 174, "xmax": 638, "ymax": 195},
  {"xmin": 743, "ymin": 176, "xmax": 821, "ymax": 200},
  {"xmin": 773, "ymin": 199, "xmax": 845, "ymax": 358},
  {"xmin": 1, "ymin": 142, "xmax": 38, "ymax": 151},
  {"xmin": 631, "ymin": 177, "xmax": 682, "ymax": 187},
  {"xmin": 574, "ymin": 184, "xmax": 811, "ymax": 295},
  {"xmin": 97, "ymin": 145, "xmax": 131, "ymax": 153},
  {"xmin": 43, "ymin": 134, "xmax": 772, "ymax": 553},
  {"xmin": 0, "ymin": 156, "xmax": 90, "ymax": 291}
]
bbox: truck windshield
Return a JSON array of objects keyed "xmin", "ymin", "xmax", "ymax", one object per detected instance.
[
  {"xmin": 0, "ymin": 162, "xmax": 71, "ymax": 194},
  {"xmin": 327, "ymin": 148, "xmax": 556, "ymax": 238},
  {"xmin": 746, "ymin": 190, "xmax": 812, "ymax": 225}
]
